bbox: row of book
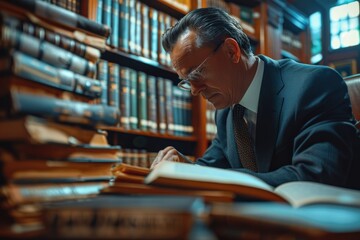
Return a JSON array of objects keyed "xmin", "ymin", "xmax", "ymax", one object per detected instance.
[
  {"xmin": 40, "ymin": 0, "xmax": 81, "ymax": 13},
  {"xmin": 97, "ymin": 59, "xmax": 193, "ymax": 136},
  {"xmin": 0, "ymin": 0, "xmax": 195, "ymax": 137},
  {"xmin": 96, "ymin": 0, "xmax": 174, "ymax": 67}
]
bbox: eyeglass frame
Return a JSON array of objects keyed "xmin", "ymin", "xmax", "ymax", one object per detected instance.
[{"xmin": 177, "ymin": 40, "xmax": 224, "ymax": 91}]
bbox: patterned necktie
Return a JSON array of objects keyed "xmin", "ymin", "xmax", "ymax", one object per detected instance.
[{"xmin": 232, "ymin": 104, "xmax": 257, "ymax": 172}]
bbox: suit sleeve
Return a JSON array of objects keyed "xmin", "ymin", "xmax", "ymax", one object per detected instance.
[{"xmin": 196, "ymin": 110, "xmax": 232, "ymax": 168}]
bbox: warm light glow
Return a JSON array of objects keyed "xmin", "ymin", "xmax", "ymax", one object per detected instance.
[
  {"xmin": 311, "ymin": 53, "xmax": 323, "ymax": 64},
  {"xmin": 331, "ymin": 35, "xmax": 341, "ymax": 49},
  {"xmin": 330, "ymin": 1, "xmax": 359, "ymax": 50},
  {"xmin": 348, "ymin": 1, "xmax": 359, "ymax": 17},
  {"xmin": 341, "ymin": 29, "xmax": 360, "ymax": 47},
  {"xmin": 310, "ymin": 11, "xmax": 323, "ymax": 62}
]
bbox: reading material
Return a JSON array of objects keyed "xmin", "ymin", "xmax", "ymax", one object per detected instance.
[
  {"xmin": 209, "ymin": 202, "xmax": 360, "ymax": 239},
  {"xmin": 42, "ymin": 195, "xmax": 204, "ymax": 239},
  {"xmin": 144, "ymin": 161, "xmax": 360, "ymax": 207}
]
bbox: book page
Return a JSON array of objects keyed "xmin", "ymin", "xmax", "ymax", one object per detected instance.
[
  {"xmin": 274, "ymin": 181, "xmax": 360, "ymax": 208},
  {"xmin": 145, "ymin": 161, "xmax": 274, "ymax": 192}
]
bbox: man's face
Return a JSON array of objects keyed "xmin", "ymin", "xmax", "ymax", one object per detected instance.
[{"xmin": 170, "ymin": 31, "xmax": 241, "ymax": 109}]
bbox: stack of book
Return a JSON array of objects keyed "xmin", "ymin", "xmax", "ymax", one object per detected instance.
[{"xmin": 0, "ymin": 0, "xmax": 122, "ymax": 238}]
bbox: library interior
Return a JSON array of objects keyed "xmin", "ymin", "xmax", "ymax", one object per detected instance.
[{"xmin": 0, "ymin": 0, "xmax": 360, "ymax": 239}]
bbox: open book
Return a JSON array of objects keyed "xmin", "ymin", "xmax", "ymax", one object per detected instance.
[
  {"xmin": 144, "ymin": 161, "xmax": 360, "ymax": 208},
  {"xmin": 209, "ymin": 202, "xmax": 360, "ymax": 239}
]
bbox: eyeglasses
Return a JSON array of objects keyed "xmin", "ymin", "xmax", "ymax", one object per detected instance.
[{"xmin": 177, "ymin": 41, "xmax": 224, "ymax": 91}]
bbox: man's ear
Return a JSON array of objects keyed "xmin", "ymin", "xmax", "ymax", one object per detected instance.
[{"xmin": 224, "ymin": 38, "xmax": 241, "ymax": 63}]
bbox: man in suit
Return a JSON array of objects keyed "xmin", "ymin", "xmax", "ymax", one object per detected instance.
[{"xmin": 151, "ymin": 8, "xmax": 360, "ymax": 189}]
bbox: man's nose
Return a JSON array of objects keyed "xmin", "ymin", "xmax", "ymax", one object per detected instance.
[{"xmin": 191, "ymin": 84, "xmax": 206, "ymax": 96}]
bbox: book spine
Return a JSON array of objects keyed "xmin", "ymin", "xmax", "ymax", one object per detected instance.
[
  {"xmin": 1, "ymin": 26, "xmax": 96, "ymax": 77},
  {"xmin": 119, "ymin": 0, "xmax": 129, "ymax": 52},
  {"xmin": 120, "ymin": 67, "xmax": 131, "ymax": 129},
  {"xmin": 156, "ymin": 77, "xmax": 166, "ymax": 134},
  {"xmin": 108, "ymin": 62, "xmax": 120, "ymax": 109},
  {"xmin": 164, "ymin": 79, "xmax": 174, "ymax": 135},
  {"xmin": 11, "ymin": 92, "xmax": 120, "ymax": 127},
  {"xmin": 141, "ymin": 3, "xmax": 150, "ymax": 58},
  {"xmin": 97, "ymin": 59, "xmax": 109, "ymax": 105},
  {"xmin": 10, "ymin": 51, "xmax": 102, "ymax": 98},
  {"xmin": 75, "ymin": 0, "xmax": 81, "ymax": 14},
  {"xmin": 183, "ymin": 91, "xmax": 193, "ymax": 136},
  {"xmin": 3, "ymin": 182, "xmax": 106, "ymax": 205},
  {"xmin": 158, "ymin": 12, "xmax": 166, "ymax": 65},
  {"xmin": 164, "ymin": 15, "xmax": 172, "ymax": 67},
  {"xmin": 137, "ymin": 71, "xmax": 148, "ymax": 131},
  {"xmin": 96, "ymin": 0, "xmax": 104, "ymax": 24},
  {"xmin": 206, "ymin": 100, "xmax": 216, "ymax": 139},
  {"xmin": 128, "ymin": 0, "xmax": 136, "ymax": 54},
  {"xmin": 129, "ymin": 69, "xmax": 138, "ymax": 130},
  {"xmin": 172, "ymin": 86, "xmax": 182, "ymax": 136},
  {"xmin": 111, "ymin": 0, "xmax": 119, "ymax": 48},
  {"xmin": 147, "ymin": 75, "xmax": 158, "ymax": 133},
  {"xmin": 14, "ymin": 0, "xmax": 111, "ymax": 38},
  {"xmin": 44, "ymin": 208, "xmax": 190, "ymax": 239},
  {"xmin": 135, "ymin": 1, "xmax": 142, "ymax": 56},
  {"xmin": 103, "ymin": 0, "xmax": 112, "ymax": 45},
  {"xmin": 138, "ymin": 149, "xmax": 149, "ymax": 168},
  {"xmin": 149, "ymin": 8, "xmax": 158, "ymax": 62}
]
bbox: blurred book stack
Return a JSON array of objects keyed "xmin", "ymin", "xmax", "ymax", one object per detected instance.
[{"xmin": 0, "ymin": 0, "xmax": 122, "ymax": 238}]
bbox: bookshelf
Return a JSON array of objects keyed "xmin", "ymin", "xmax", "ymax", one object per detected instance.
[
  {"xmin": 81, "ymin": 0, "xmax": 210, "ymax": 158},
  {"xmin": 281, "ymin": 4, "xmax": 309, "ymax": 63},
  {"xmin": 82, "ymin": 0, "xmax": 311, "ymax": 158}
]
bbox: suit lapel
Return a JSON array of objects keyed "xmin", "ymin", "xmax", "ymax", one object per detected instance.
[{"xmin": 255, "ymin": 55, "xmax": 284, "ymax": 172}]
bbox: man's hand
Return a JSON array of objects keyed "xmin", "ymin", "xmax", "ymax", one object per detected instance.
[{"xmin": 150, "ymin": 146, "xmax": 193, "ymax": 170}]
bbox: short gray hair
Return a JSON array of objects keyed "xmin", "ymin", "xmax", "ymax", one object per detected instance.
[{"xmin": 162, "ymin": 8, "xmax": 253, "ymax": 57}]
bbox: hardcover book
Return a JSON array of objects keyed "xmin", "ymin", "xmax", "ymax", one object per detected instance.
[
  {"xmin": 1, "ymin": 182, "xmax": 107, "ymax": 207},
  {"xmin": 1, "ymin": 26, "xmax": 96, "ymax": 77},
  {"xmin": 210, "ymin": 202, "xmax": 360, "ymax": 240},
  {"xmin": 102, "ymin": 182, "xmax": 234, "ymax": 204},
  {"xmin": 7, "ymin": 91, "xmax": 120, "ymax": 127},
  {"xmin": 2, "ymin": 159, "xmax": 118, "ymax": 184},
  {"xmin": 0, "ymin": 116, "xmax": 109, "ymax": 146},
  {"xmin": 6, "ymin": 0, "xmax": 111, "ymax": 38},
  {"xmin": 0, "ymin": 11, "xmax": 101, "ymax": 62},
  {"xmin": 12, "ymin": 142, "xmax": 120, "ymax": 161},
  {"xmin": 1, "ymin": 51, "xmax": 101, "ymax": 99},
  {"xmin": 145, "ymin": 161, "xmax": 360, "ymax": 207},
  {"xmin": 42, "ymin": 195, "xmax": 205, "ymax": 240}
]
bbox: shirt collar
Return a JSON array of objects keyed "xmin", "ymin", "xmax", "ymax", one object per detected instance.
[{"xmin": 239, "ymin": 57, "xmax": 264, "ymax": 113}]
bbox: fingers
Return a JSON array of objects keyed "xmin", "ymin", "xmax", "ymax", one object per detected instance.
[{"xmin": 150, "ymin": 146, "xmax": 179, "ymax": 170}]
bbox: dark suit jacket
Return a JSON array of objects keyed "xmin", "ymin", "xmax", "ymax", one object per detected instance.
[{"xmin": 196, "ymin": 55, "xmax": 360, "ymax": 189}]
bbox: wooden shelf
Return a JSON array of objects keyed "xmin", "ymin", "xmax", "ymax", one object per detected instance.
[
  {"xmin": 139, "ymin": 0, "xmax": 188, "ymax": 19},
  {"xmin": 102, "ymin": 48, "xmax": 179, "ymax": 80},
  {"xmin": 283, "ymin": 4, "xmax": 308, "ymax": 34},
  {"xmin": 225, "ymin": 0, "xmax": 262, "ymax": 8},
  {"xmin": 102, "ymin": 127, "xmax": 197, "ymax": 142}
]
